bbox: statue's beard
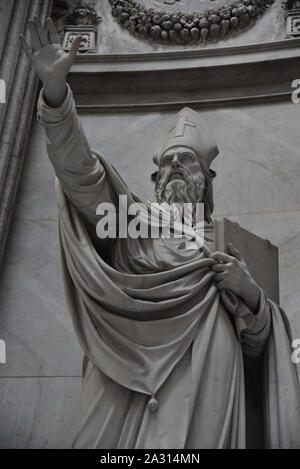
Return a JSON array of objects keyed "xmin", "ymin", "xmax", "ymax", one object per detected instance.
[{"xmin": 155, "ymin": 169, "xmax": 205, "ymax": 226}]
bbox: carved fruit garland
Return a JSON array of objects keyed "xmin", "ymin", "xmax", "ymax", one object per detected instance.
[{"xmin": 109, "ymin": 0, "xmax": 275, "ymax": 44}]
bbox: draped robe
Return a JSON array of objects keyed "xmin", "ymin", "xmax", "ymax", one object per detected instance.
[{"xmin": 37, "ymin": 85, "xmax": 300, "ymax": 449}]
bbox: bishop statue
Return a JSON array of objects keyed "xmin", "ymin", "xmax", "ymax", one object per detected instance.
[{"xmin": 20, "ymin": 17, "xmax": 300, "ymax": 449}]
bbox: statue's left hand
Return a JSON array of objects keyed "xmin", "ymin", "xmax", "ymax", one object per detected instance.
[{"xmin": 210, "ymin": 242, "xmax": 261, "ymax": 313}]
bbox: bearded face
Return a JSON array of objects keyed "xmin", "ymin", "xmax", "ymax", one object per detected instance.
[
  {"xmin": 155, "ymin": 146, "xmax": 205, "ymax": 202},
  {"xmin": 154, "ymin": 145, "xmax": 207, "ymax": 226}
]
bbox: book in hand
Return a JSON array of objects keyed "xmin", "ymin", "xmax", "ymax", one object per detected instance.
[{"xmin": 214, "ymin": 218, "xmax": 279, "ymax": 303}]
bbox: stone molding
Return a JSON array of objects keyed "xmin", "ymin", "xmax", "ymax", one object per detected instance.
[{"xmin": 67, "ymin": 37, "xmax": 300, "ymax": 111}]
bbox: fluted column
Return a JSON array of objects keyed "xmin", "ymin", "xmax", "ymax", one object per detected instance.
[{"xmin": 0, "ymin": 0, "xmax": 53, "ymax": 266}]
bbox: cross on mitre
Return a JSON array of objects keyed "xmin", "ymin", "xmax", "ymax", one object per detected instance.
[
  {"xmin": 154, "ymin": 107, "xmax": 219, "ymax": 168},
  {"xmin": 168, "ymin": 116, "xmax": 197, "ymax": 138}
]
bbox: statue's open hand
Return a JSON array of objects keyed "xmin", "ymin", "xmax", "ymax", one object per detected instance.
[
  {"xmin": 210, "ymin": 242, "xmax": 261, "ymax": 313},
  {"xmin": 20, "ymin": 17, "xmax": 81, "ymax": 85}
]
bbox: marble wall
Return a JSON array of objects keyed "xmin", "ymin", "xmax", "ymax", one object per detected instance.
[{"xmin": 0, "ymin": 97, "xmax": 299, "ymax": 447}]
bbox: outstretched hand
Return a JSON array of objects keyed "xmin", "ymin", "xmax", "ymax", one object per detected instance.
[
  {"xmin": 20, "ymin": 16, "xmax": 82, "ymax": 107},
  {"xmin": 210, "ymin": 242, "xmax": 261, "ymax": 313}
]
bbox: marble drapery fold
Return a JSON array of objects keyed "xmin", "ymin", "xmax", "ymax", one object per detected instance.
[
  {"xmin": 55, "ymin": 157, "xmax": 300, "ymax": 448},
  {"xmin": 37, "ymin": 84, "xmax": 300, "ymax": 448}
]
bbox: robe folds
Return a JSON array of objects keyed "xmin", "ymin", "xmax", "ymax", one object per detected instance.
[
  {"xmin": 37, "ymin": 84, "xmax": 300, "ymax": 449},
  {"xmin": 56, "ymin": 155, "xmax": 300, "ymax": 449}
]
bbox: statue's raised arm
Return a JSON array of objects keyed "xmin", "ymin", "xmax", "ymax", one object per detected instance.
[
  {"xmin": 20, "ymin": 16, "xmax": 81, "ymax": 107},
  {"xmin": 20, "ymin": 17, "xmax": 115, "ymax": 229}
]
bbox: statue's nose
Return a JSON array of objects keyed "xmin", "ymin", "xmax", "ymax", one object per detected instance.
[{"xmin": 172, "ymin": 155, "xmax": 180, "ymax": 166}]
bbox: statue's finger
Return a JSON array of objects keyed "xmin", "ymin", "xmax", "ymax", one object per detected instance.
[
  {"xmin": 215, "ymin": 272, "xmax": 227, "ymax": 282},
  {"xmin": 211, "ymin": 263, "xmax": 229, "ymax": 272},
  {"xmin": 68, "ymin": 35, "xmax": 82, "ymax": 61},
  {"xmin": 210, "ymin": 251, "xmax": 232, "ymax": 263},
  {"xmin": 33, "ymin": 16, "xmax": 49, "ymax": 46},
  {"xmin": 28, "ymin": 20, "xmax": 42, "ymax": 51},
  {"xmin": 228, "ymin": 242, "xmax": 242, "ymax": 261},
  {"xmin": 46, "ymin": 17, "xmax": 60, "ymax": 45},
  {"xmin": 20, "ymin": 35, "xmax": 32, "ymax": 59}
]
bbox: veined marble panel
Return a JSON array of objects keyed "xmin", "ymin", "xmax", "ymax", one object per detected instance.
[
  {"xmin": 0, "ymin": 219, "xmax": 82, "ymax": 377},
  {"xmin": 214, "ymin": 210, "xmax": 300, "ymax": 339},
  {"xmin": 14, "ymin": 120, "xmax": 58, "ymax": 221},
  {"xmin": 0, "ymin": 377, "xmax": 81, "ymax": 449},
  {"xmin": 83, "ymin": 101, "xmax": 300, "ymax": 216},
  {"xmin": 17, "ymin": 101, "xmax": 300, "ymax": 220}
]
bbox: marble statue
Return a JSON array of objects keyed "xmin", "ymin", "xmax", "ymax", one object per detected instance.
[{"xmin": 20, "ymin": 17, "xmax": 300, "ymax": 449}]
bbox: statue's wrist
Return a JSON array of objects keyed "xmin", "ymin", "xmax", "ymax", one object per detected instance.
[
  {"xmin": 43, "ymin": 79, "xmax": 67, "ymax": 108},
  {"xmin": 240, "ymin": 279, "xmax": 261, "ymax": 314}
]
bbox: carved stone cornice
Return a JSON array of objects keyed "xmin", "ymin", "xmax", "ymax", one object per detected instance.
[{"xmin": 66, "ymin": 37, "xmax": 300, "ymax": 111}]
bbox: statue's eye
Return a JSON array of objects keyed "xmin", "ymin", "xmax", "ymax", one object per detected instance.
[
  {"xmin": 181, "ymin": 153, "xmax": 193, "ymax": 162},
  {"xmin": 162, "ymin": 155, "xmax": 172, "ymax": 164}
]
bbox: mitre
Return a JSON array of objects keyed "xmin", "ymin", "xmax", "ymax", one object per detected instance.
[{"xmin": 153, "ymin": 107, "xmax": 219, "ymax": 168}]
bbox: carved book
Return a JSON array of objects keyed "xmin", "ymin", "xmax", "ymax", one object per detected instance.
[{"xmin": 214, "ymin": 218, "xmax": 279, "ymax": 303}]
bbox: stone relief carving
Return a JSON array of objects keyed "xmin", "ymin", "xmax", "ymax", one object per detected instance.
[
  {"xmin": 109, "ymin": 0, "xmax": 275, "ymax": 44},
  {"xmin": 163, "ymin": 0, "xmax": 184, "ymax": 5},
  {"xmin": 283, "ymin": 0, "xmax": 300, "ymax": 8},
  {"xmin": 51, "ymin": 0, "xmax": 71, "ymax": 40},
  {"xmin": 51, "ymin": 0, "xmax": 70, "ymax": 21},
  {"xmin": 282, "ymin": 0, "xmax": 300, "ymax": 37},
  {"xmin": 66, "ymin": 0, "xmax": 102, "ymax": 25},
  {"xmin": 53, "ymin": 0, "xmax": 102, "ymax": 53},
  {"xmin": 63, "ymin": 28, "xmax": 98, "ymax": 52}
]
